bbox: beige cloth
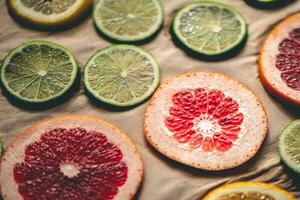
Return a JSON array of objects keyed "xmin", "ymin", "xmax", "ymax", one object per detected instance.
[{"xmin": 0, "ymin": 0, "xmax": 300, "ymax": 199}]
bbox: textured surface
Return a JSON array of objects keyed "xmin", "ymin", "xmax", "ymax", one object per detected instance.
[{"xmin": 0, "ymin": 0, "xmax": 300, "ymax": 199}]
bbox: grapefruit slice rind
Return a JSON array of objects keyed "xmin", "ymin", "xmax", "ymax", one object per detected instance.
[
  {"xmin": 144, "ymin": 72, "xmax": 267, "ymax": 170},
  {"xmin": 259, "ymin": 13, "xmax": 300, "ymax": 106},
  {"xmin": 0, "ymin": 115, "xmax": 143, "ymax": 200},
  {"xmin": 203, "ymin": 182, "xmax": 296, "ymax": 200}
]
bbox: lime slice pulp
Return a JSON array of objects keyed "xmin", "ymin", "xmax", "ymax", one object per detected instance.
[
  {"xmin": 1, "ymin": 40, "xmax": 78, "ymax": 104},
  {"xmin": 84, "ymin": 45, "xmax": 160, "ymax": 107},
  {"xmin": 279, "ymin": 119, "xmax": 300, "ymax": 174},
  {"xmin": 173, "ymin": 1, "xmax": 247, "ymax": 56},
  {"xmin": 93, "ymin": 0, "xmax": 164, "ymax": 42}
]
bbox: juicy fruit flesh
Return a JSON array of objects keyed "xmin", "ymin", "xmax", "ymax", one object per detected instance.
[
  {"xmin": 20, "ymin": 0, "xmax": 76, "ymax": 15},
  {"xmin": 3, "ymin": 44, "xmax": 74, "ymax": 101},
  {"xmin": 13, "ymin": 127, "xmax": 128, "ymax": 200},
  {"xmin": 165, "ymin": 88, "xmax": 244, "ymax": 152},
  {"xmin": 87, "ymin": 48, "xmax": 156, "ymax": 103},
  {"xmin": 178, "ymin": 5, "xmax": 243, "ymax": 52},
  {"xmin": 284, "ymin": 124, "xmax": 300, "ymax": 165},
  {"xmin": 218, "ymin": 191, "xmax": 275, "ymax": 200},
  {"xmin": 95, "ymin": 0, "xmax": 160, "ymax": 37},
  {"xmin": 276, "ymin": 28, "xmax": 300, "ymax": 91}
]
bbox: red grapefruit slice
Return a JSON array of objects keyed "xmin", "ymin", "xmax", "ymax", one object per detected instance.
[
  {"xmin": 0, "ymin": 115, "xmax": 143, "ymax": 200},
  {"xmin": 259, "ymin": 13, "xmax": 300, "ymax": 107},
  {"xmin": 144, "ymin": 72, "xmax": 268, "ymax": 170}
]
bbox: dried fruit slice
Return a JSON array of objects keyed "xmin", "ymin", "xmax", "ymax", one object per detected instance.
[
  {"xmin": 93, "ymin": 0, "xmax": 164, "ymax": 42},
  {"xmin": 0, "ymin": 40, "xmax": 78, "ymax": 104},
  {"xmin": 279, "ymin": 119, "xmax": 300, "ymax": 174},
  {"xmin": 0, "ymin": 115, "xmax": 143, "ymax": 200},
  {"xmin": 7, "ymin": 0, "xmax": 92, "ymax": 27},
  {"xmin": 172, "ymin": 1, "xmax": 247, "ymax": 56},
  {"xmin": 259, "ymin": 13, "xmax": 300, "ymax": 107},
  {"xmin": 203, "ymin": 182, "xmax": 296, "ymax": 200},
  {"xmin": 84, "ymin": 45, "xmax": 160, "ymax": 107},
  {"xmin": 144, "ymin": 72, "xmax": 267, "ymax": 170}
]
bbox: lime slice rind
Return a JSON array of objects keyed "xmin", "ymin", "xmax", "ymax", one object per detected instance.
[
  {"xmin": 279, "ymin": 119, "xmax": 300, "ymax": 174},
  {"xmin": 93, "ymin": 0, "xmax": 164, "ymax": 42},
  {"xmin": 0, "ymin": 40, "xmax": 79, "ymax": 104},
  {"xmin": 84, "ymin": 45, "xmax": 160, "ymax": 107},
  {"xmin": 172, "ymin": 1, "xmax": 247, "ymax": 57}
]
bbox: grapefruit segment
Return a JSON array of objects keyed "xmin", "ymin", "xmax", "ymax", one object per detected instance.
[
  {"xmin": 259, "ymin": 13, "xmax": 300, "ymax": 106},
  {"xmin": 144, "ymin": 72, "xmax": 267, "ymax": 170},
  {"xmin": 1, "ymin": 115, "xmax": 143, "ymax": 200}
]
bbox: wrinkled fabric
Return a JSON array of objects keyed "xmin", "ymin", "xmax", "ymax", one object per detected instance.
[{"xmin": 0, "ymin": 1, "xmax": 300, "ymax": 199}]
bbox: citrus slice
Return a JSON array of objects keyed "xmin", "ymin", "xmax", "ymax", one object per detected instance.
[
  {"xmin": 172, "ymin": 1, "xmax": 247, "ymax": 57},
  {"xmin": 93, "ymin": 0, "xmax": 164, "ymax": 42},
  {"xmin": 0, "ymin": 115, "xmax": 143, "ymax": 200},
  {"xmin": 259, "ymin": 13, "xmax": 300, "ymax": 106},
  {"xmin": 7, "ymin": 0, "xmax": 92, "ymax": 27},
  {"xmin": 0, "ymin": 40, "xmax": 78, "ymax": 104},
  {"xmin": 203, "ymin": 182, "xmax": 296, "ymax": 200},
  {"xmin": 84, "ymin": 45, "xmax": 160, "ymax": 107},
  {"xmin": 244, "ymin": 0, "xmax": 294, "ymax": 9},
  {"xmin": 144, "ymin": 72, "xmax": 267, "ymax": 170},
  {"xmin": 279, "ymin": 119, "xmax": 300, "ymax": 174}
]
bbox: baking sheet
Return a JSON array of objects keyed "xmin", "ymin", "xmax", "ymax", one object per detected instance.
[{"xmin": 0, "ymin": 0, "xmax": 300, "ymax": 199}]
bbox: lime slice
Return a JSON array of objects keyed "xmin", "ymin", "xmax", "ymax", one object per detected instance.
[
  {"xmin": 172, "ymin": 1, "xmax": 247, "ymax": 56},
  {"xmin": 279, "ymin": 119, "xmax": 300, "ymax": 174},
  {"xmin": 84, "ymin": 45, "xmax": 160, "ymax": 107},
  {"xmin": 1, "ymin": 40, "xmax": 78, "ymax": 104},
  {"xmin": 8, "ymin": 0, "xmax": 92, "ymax": 27},
  {"xmin": 244, "ymin": 0, "xmax": 294, "ymax": 8},
  {"xmin": 93, "ymin": 0, "xmax": 164, "ymax": 42}
]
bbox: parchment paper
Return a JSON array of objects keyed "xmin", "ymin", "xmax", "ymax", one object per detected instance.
[{"xmin": 1, "ymin": 1, "xmax": 300, "ymax": 199}]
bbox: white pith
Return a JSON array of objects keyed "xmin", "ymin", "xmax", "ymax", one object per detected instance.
[
  {"xmin": 60, "ymin": 162, "xmax": 80, "ymax": 178},
  {"xmin": 193, "ymin": 115, "xmax": 220, "ymax": 137}
]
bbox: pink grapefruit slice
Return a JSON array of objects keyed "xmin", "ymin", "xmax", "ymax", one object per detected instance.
[
  {"xmin": 259, "ymin": 13, "xmax": 300, "ymax": 107},
  {"xmin": 0, "ymin": 115, "xmax": 143, "ymax": 200},
  {"xmin": 144, "ymin": 72, "xmax": 268, "ymax": 170}
]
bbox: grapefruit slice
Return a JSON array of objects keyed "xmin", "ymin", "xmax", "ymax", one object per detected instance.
[
  {"xmin": 7, "ymin": 0, "xmax": 92, "ymax": 27},
  {"xmin": 0, "ymin": 115, "xmax": 143, "ymax": 200},
  {"xmin": 203, "ymin": 182, "xmax": 296, "ymax": 200},
  {"xmin": 259, "ymin": 13, "xmax": 300, "ymax": 107},
  {"xmin": 144, "ymin": 72, "xmax": 267, "ymax": 170}
]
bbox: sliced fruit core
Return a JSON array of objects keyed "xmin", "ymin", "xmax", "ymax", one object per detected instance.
[
  {"xmin": 13, "ymin": 127, "xmax": 128, "ymax": 200},
  {"xmin": 2, "ymin": 42, "xmax": 77, "ymax": 102},
  {"xmin": 175, "ymin": 3, "xmax": 245, "ymax": 54},
  {"xmin": 20, "ymin": 0, "xmax": 76, "ymax": 14},
  {"xmin": 218, "ymin": 191, "xmax": 275, "ymax": 200},
  {"xmin": 164, "ymin": 88, "xmax": 244, "ymax": 152},
  {"xmin": 85, "ymin": 45, "xmax": 159, "ymax": 106},
  {"xmin": 276, "ymin": 28, "xmax": 300, "ymax": 91}
]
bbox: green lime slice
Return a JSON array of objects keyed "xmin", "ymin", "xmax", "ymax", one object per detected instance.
[
  {"xmin": 0, "ymin": 40, "xmax": 78, "ymax": 104},
  {"xmin": 93, "ymin": 0, "xmax": 164, "ymax": 42},
  {"xmin": 173, "ymin": 1, "xmax": 247, "ymax": 56},
  {"xmin": 84, "ymin": 45, "xmax": 160, "ymax": 107},
  {"xmin": 244, "ymin": 0, "xmax": 294, "ymax": 8},
  {"xmin": 279, "ymin": 119, "xmax": 300, "ymax": 174}
]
